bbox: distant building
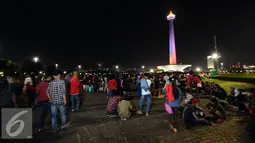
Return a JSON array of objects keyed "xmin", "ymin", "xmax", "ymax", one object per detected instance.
[
  {"xmin": 229, "ymin": 62, "xmax": 243, "ymax": 73},
  {"xmin": 207, "ymin": 56, "xmax": 214, "ymax": 69},
  {"xmin": 243, "ymin": 64, "xmax": 255, "ymax": 73}
]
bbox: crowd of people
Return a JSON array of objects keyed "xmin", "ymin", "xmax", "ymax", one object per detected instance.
[{"xmin": 0, "ymin": 70, "xmax": 254, "ymax": 134}]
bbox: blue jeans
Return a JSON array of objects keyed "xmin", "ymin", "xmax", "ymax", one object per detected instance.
[
  {"xmin": 139, "ymin": 94, "xmax": 151, "ymax": 112},
  {"xmin": 51, "ymin": 104, "xmax": 67, "ymax": 129},
  {"xmin": 71, "ymin": 94, "xmax": 81, "ymax": 110},
  {"xmin": 109, "ymin": 90, "xmax": 117, "ymax": 97},
  {"xmin": 138, "ymin": 87, "xmax": 142, "ymax": 97}
]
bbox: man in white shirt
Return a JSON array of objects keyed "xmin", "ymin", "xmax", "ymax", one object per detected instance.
[
  {"xmin": 24, "ymin": 76, "xmax": 33, "ymax": 87},
  {"xmin": 137, "ymin": 74, "xmax": 151, "ymax": 116},
  {"xmin": 23, "ymin": 74, "xmax": 35, "ymax": 108}
]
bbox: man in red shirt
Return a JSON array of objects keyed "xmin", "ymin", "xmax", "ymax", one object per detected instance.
[
  {"xmin": 186, "ymin": 71, "xmax": 201, "ymax": 98},
  {"xmin": 70, "ymin": 71, "xmax": 81, "ymax": 112},
  {"xmin": 36, "ymin": 76, "xmax": 51, "ymax": 132}
]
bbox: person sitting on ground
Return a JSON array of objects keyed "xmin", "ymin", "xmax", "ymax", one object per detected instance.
[
  {"xmin": 88, "ymin": 83, "xmax": 93, "ymax": 93},
  {"xmin": 118, "ymin": 95, "xmax": 133, "ymax": 120},
  {"xmin": 206, "ymin": 97, "xmax": 227, "ymax": 121},
  {"xmin": 106, "ymin": 94, "xmax": 121, "ymax": 117},
  {"xmin": 214, "ymin": 84, "xmax": 227, "ymax": 101},
  {"xmin": 183, "ymin": 98, "xmax": 215, "ymax": 128}
]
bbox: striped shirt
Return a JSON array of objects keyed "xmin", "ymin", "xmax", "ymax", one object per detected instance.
[{"xmin": 47, "ymin": 79, "xmax": 66, "ymax": 105}]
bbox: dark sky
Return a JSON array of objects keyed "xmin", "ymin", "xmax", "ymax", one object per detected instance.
[{"xmin": 0, "ymin": 1, "xmax": 254, "ymax": 69}]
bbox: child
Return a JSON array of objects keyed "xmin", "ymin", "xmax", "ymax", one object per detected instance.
[
  {"xmin": 118, "ymin": 95, "xmax": 133, "ymax": 120},
  {"xmin": 106, "ymin": 95, "xmax": 121, "ymax": 117}
]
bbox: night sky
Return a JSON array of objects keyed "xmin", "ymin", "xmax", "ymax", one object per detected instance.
[{"xmin": 0, "ymin": 1, "xmax": 254, "ymax": 69}]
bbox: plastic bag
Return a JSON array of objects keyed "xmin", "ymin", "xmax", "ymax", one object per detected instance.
[{"xmin": 165, "ymin": 102, "xmax": 173, "ymax": 114}]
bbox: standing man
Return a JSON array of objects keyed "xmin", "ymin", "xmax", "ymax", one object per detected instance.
[
  {"xmin": 70, "ymin": 71, "xmax": 81, "ymax": 112},
  {"xmin": 137, "ymin": 73, "xmax": 142, "ymax": 97},
  {"xmin": 64, "ymin": 72, "xmax": 71, "ymax": 106},
  {"xmin": 0, "ymin": 77, "xmax": 13, "ymax": 108},
  {"xmin": 47, "ymin": 72, "xmax": 68, "ymax": 132},
  {"xmin": 187, "ymin": 71, "xmax": 201, "ymax": 103},
  {"xmin": 23, "ymin": 74, "xmax": 36, "ymax": 108},
  {"xmin": 104, "ymin": 75, "xmax": 108, "ymax": 93},
  {"xmin": 137, "ymin": 74, "xmax": 152, "ymax": 117}
]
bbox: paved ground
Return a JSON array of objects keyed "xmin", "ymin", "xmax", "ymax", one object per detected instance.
[{"xmin": 4, "ymin": 92, "xmax": 254, "ymax": 143}]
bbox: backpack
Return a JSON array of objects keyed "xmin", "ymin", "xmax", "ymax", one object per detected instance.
[
  {"xmin": 172, "ymin": 79, "xmax": 180, "ymax": 99},
  {"xmin": 190, "ymin": 76, "xmax": 197, "ymax": 90}
]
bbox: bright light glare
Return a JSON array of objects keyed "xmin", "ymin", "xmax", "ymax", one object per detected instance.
[
  {"xmin": 150, "ymin": 69, "xmax": 154, "ymax": 73},
  {"xmin": 212, "ymin": 53, "xmax": 218, "ymax": 59},
  {"xmin": 196, "ymin": 67, "xmax": 201, "ymax": 72},
  {"xmin": 78, "ymin": 65, "xmax": 81, "ymax": 69},
  {"xmin": 142, "ymin": 66, "xmax": 145, "ymax": 69},
  {"xmin": 115, "ymin": 65, "xmax": 119, "ymax": 69},
  {"xmin": 33, "ymin": 57, "xmax": 39, "ymax": 63}
]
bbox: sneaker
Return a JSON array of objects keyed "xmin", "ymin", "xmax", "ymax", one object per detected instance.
[
  {"xmin": 61, "ymin": 123, "xmax": 70, "ymax": 129},
  {"xmin": 146, "ymin": 112, "xmax": 149, "ymax": 117},
  {"xmin": 136, "ymin": 110, "xmax": 143, "ymax": 115},
  {"xmin": 109, "ymin": 115, "xmax": 117, "ymax": 118},
  {"xmin": 72, "ymin": 109, "xmax": 76, "ymax": 113}
]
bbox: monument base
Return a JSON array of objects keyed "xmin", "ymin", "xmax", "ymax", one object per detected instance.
[{"xmin": 157, "ymin": 64, "xmax": 192, "ymax": 72}]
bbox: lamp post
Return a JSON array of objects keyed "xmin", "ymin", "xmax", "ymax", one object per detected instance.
[
  {"xmin": 115, "ymin": 65, "xmax": 119, "ymax": 69},
  {"xmin": 55, "ymin": 64, "xmax": 58, "ymax": 69},
  {"xmin": 196, "ymin": 67, "xmax": 201, "ymax": 72},
  {"xmin": 212, "ymin": 53, "xmax": 221, "ymax": 71},
  {"xmin": 78, "ymin": 65, "xmax": 81, "ymax": 70}
]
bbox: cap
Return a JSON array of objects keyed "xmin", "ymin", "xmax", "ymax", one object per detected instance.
[{"xmin": 191, "ymin": 98, "xmax": 198, "ymax": 104}]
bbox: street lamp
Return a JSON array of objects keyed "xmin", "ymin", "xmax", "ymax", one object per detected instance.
[
  {"xmin": 211, "ymin": 53, "xmax": 221, "ymax": 71},
  {"xmin": 115, "ymin": 65, "xmax": 119, "ymax": 69},
  {"xmin": 141, "ymin": 65, "xmax": 145, "ymax": 69},
  {"xmin": 196, "ymin": 67, "xmax": 201, "ymax": 72},
  {"xmin": 150, "ymin": 69, "xmax": 154, "ymax": 73},
  {"xmin": 33, "ymin": 57, "xmax": 39, "ymax": 63},
  {"xmin": 78, "ymin": 65, "xmax": 81, "ymax": 70},
  {"xmin": 220, "ymin": 62, "xmax": 224, "ymax": 66},
  {"xmin": 55, "ymin": 64, "xmax": 58, "ymax": 69}
]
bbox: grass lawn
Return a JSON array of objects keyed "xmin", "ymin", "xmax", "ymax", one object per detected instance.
[
  {"xmin": 215, "ymin": 73, "xmax": 255, "ymax": 79},
  {"xmin": 204, "ymin": 78, "xmax": 255, "ymax": 94}
]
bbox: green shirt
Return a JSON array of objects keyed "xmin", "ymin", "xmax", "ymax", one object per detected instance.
[{"xmin": 118, "ymin": 100, "xmax": 132, "ymax": 118}]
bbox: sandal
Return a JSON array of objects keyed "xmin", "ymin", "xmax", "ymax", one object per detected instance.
[{"xmin": 172, "ymin": 128, "xmax": 177, "ymax": 133}]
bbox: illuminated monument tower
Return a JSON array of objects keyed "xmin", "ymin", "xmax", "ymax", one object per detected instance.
[
  {"xmin": 157, "ymin": 10, "xmax": 191, "ymax": 71},
  {"xmin": 167, "ymin": 10, "xmax": 177, "ymax": 64}
]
